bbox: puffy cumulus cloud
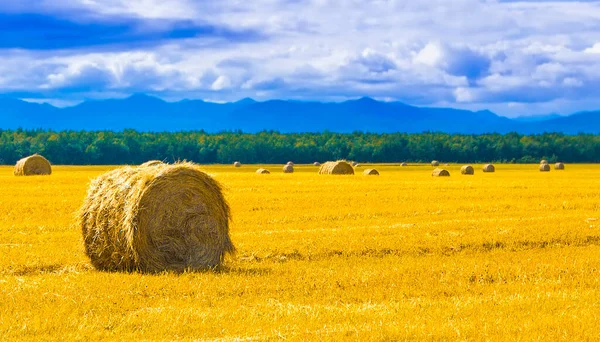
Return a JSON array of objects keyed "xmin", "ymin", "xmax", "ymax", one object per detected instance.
[{"xmin": 2, "ymin": 0, "xmax": 600, "ymax": 115}]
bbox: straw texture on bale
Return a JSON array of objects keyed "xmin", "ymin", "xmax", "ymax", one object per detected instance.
[
  {"xmin": 461, "ymin": 165, "xmax": 474, "ymax": 175},
  {"xmin": 313, "ymin": 162, "xmax": 321, "ymax": 166},
  {"xmin": 401, "ymin": 162, "xmax": 407, "ymax": 167},
  {"xmin": 431, "ymin": 160, "xmax": 440, "ymax": 167},
  {"xmin": 14, "ymin": 154, "xmax": 52, "ymax": 176},
  {"xmin": 283, "ymin": 164, "xmax": 294, "ymax": 173},
  {"xmin": 540, "ymin": 164, "xmax": 551, "ymax": 172},
  {"xmin": 318, "ymin": 160, "xmax": 355, "ymax": 175},
  {"xmin": 233, "ymin": 161, "xmax": 241, "ymax": 167},
  {"xmin": 256, "ymin": 168, "xmax": 270, "ymax": 174},
  {"xmin": 482, "ymin": 164, "xmax": 495, "ymax": 173},
  {"xmin": 363, "ymin": 169, "xmax": 379, "ymax": 176},
  {"xmin": 555, "ymin": 162, "xmax": 565, "ymax": 170},
  {"xmin": 540, "ymin": 160, "xmax": 549, "ymax": 165},
  {"xmin": 432, "ymin": 168, "xmax": 450, "ymax": 177},
  {"xmin": 80, "ymin": 162, "xmax": 234, "ymax": 273},
  {"xmin": 140, "ymin": 160, "xmax": 164, "ymax": 167}
]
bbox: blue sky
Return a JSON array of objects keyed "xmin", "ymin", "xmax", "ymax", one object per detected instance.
[{"xmin": 1, "ymin": 0, "xmax": 600, "ymax": 117}]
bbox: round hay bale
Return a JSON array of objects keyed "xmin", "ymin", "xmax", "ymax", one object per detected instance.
[
  {"xmin": 431, "ymin": 160, "xmax": 440, "ymax": 167},
  {"xmin": 313, "ymin": 162, "xmax": 321, "ymax": 166},
  {"xmin": 318, "ymin": 160, "xmax": 355, "ymax": 175},
  {"xmin": 351, "ymin": 161, "xmax": 358, "ymax": 167},
  {"xmin": 555, "ymin": 162, "xmax": 565, "ymax": 170},
  {"xmin": 401, "ymin": 162, "xmax": 407, "ymax": 167},
  {"xmin": 460, "ymin": 165, "xmax": 474, "ymax": 175},
  {"xmin": 482, "ymin": 164, "xmax": 495, "ymax": 173},
  {"xmin": 432, "ymin": 168, "xmax": 450, "ymax": 177},
  {"xmin": 540, "ymin": 163, "xmax": 551, "ymax": 172},
  {"xmin": 233, "ymin": 161, "xmax": 241, "ymax": 167},
  {"xmin": 363, "ymin": 169, "xmax": 379, "ymax": 176},
  {"xmin": 283, "ymin": 164, "xmax": 294, "ymax": 173},
  {"xmin": 540, "ymin": 160, "xmax": 549, "ymax": 165},
  {"xmin": 256, "ymin": 168, "xmax": 270, "ymax": 174},
  {"xmin": 79, "ymin": 162, "xmax": 234, "ymax": 273},
  {"xmin": 287, "ymin": 161, "xmax": 294, "ymax": 166},
  {"xmin": 14, "ymin": 154, "xmax": 52, "ymax": 176},
  {"xmin": 140, "ymin": 160, "xmax": 164, "ymax": 167}
]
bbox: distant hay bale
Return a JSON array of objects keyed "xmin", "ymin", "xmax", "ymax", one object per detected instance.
[
  {"xmin": 313, "ymin": 162, "xmax": 321, "ymax": 166},
  {"xmin": 482, "ymin": 164, "xmax": 495, "ymax": 173},
  {"xmin": 233, "ymin": 161, "xmax": 241, "ymax": 167},
  {"xmin": 540, "ymin": 164, "xmax": 551, "ymax": 172},
  {"xmin": 431, "ymin": 160, "xmax": 440, "ymax": 167},
  {"xmin": 401, "ymin": 162, "xmax": 407, "ymax": 167},
  {"xmin": 140, "ymin": 160, "xmax": 164, "ymax": 167},
  {"xmin": 256, "ymin": 168, "xmax": 270, "ymax": 174},
  {"xmin": 540, "ymin": 160, "xmax": 549, "ymax": 165},
  {"xmin": 444, "ymin": 163, "xmax": 449, "ymax": 166},
  {"xmin": 555, "ymin": 162, "xmax": 565, "ymax": 170},
  {"xmin": 363, "ymin": 169, "xmax": 379, "ymax": 176},
  {"xmin": 14, "ymin": 154, "xmax": 52, "ymax": 176},
  {"xmin": 351, "ymin": 161, "xmax": 358, "ymax": 167},
  {"xmin": 79, "ymin": 162, "xmax": 234, "ymax": 273},
  {"xmin": 283, "ymin": 164, "xmax": 294, "ymax": 173},
  {"xmin": 287, "ymin": 161, "xmax": 294, "ymax": 166},
  {"xmin": 318, "ymin": 160, "xmax": 355, "ymax": 175},
  {"xmin": 460, "ymin": 165, "xmax": 474, "ymax": 175},
  {"xmin": 432, "ymin": 168, "xmax": 450, "ymax": 177}
]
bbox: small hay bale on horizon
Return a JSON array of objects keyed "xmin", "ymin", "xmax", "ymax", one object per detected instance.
[
  {"xmin": 256, "ymin": 168, "xmax": 270, "ymax": 174},
  {"xmin": 431, "ymin": 160, "xmax": 440, "ymax": 167},
  {"xmin": 363, "ymin": 169, "xmax": 379, "ymax": 176},
  {"xmin": 233, "ymin": 161, "xmax": 242, "ymax": 167},
  {"xmin": 14, "ymin": 154, "xmax": 52, "ymax": 176},
  {"xmin": 461, "ymin": 165, "xmax": 474, "ymax": 175},
  {"xmin": 540, "ymin": 164, "xmax": 551, "ymax": 172},
  {"xmin": 482, "ymin": 164, "xmax": 495, "ymax": 173},
  {"xmin": 287, "ymin": 161, "xmax": 294, "ymax": 166},
  {"xmin": 432, "ymin": 168, "xmax": 450, "ymax": 177},
  {"xmin": 140, "ymin": 160, "xmax": 164, "ymax": 167},
  {"xmin": 79, "ymin": 162, "xmax": 234, "ymax": 273},
  {"xmin": 313, "ymin": 162, "xmax": 321, "ymax": 166},
  {"xmin": 540, "ymin": 160, "xmax": 549, "ymax": 165},
  {"xmin": 401, "ymin": 162, "xmax": 407, "ymax": 167},
  {"xmin": 351, "ymin": 161, "xmax": 359, "ymax": 167},
  {"xmin": 283, "ymin": 164, "xmax": 294, "ymax": 173},
  {"xmin": 555, "ymin": 162, "xmax": 565, "ymax": 170},
  {"xmin": 318, "ymin": 160, "xmax": 355, "ymax": 175}
]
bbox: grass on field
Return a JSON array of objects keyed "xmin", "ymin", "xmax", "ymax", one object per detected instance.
[{"xmin": 1, "ymin": 163, "xmax": 599, "ymax": 340}]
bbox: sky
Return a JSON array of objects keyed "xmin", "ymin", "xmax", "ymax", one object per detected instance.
[{"xmin": 1, "ymin": 0, "xmax": 600, "ymax": 117}]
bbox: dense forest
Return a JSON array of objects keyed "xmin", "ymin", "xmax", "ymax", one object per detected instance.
[{"xmin": 0, "ymin": 129, "xmax": 599, "ymax": 165}]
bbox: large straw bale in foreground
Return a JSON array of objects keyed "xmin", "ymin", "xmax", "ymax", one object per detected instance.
[
  {"xmin": 461, "ymin": 165, "xmax": 474, "ymax": 175},
  {"xmin": 540, "ymin": 164, "xmax": 551, "ymax": 172},
  {"xmin": 482, "ymin": 164, "xmax": 495, "ymax": 173},
  {"xmin": 318, "ymin": 160, "xmax": 355, "ymax": 175},
  {"xmin": 14, "ymin": 154, "xmax": 52, "ymax": 176},
  {"xmin": 256, "ymin": 168, "xmax": 270, "ymax": 174},
  {"xmin": 555, "ymin": 162, "xmax": 565, "ymax": 170},
  {"xmin": 140, "ymin": 160, "xmax": 164, "ymax": 167},
  {"xmin": 363, "ymin": 169, "xmax": 379, "ymax": 176},
  {"xmin": 432, "ymin": 168, "xmax": 450, "ymax": 177},
  {"xmin": 283, "ymin": 164, "xmax": 294, "ymax": 173},
  {"xmin": 80, "ymin": 162, "xmax": 234, "ymax": 272}
]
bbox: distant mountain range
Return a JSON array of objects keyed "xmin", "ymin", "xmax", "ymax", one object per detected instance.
[{"xmin": 1, "ymin": 94, "xmax": 599, "ymax": 134}]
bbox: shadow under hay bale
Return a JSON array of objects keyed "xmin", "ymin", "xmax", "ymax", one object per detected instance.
[
  {"xmin": 363, "ymin": 169, "xmax": 379, "ymax": 176},
  {"xmin": 431, "ymin": 160, "xmax": 440, "ymax": 167},
  {"xmin": 482, "ymin": 164, "xmax": 495, "ymax": 173},
  {"xmin": 14, "ymin": 154, "xmax": 52, "ymax": 176},
  {"xmin": 79, "ymin": 162, "xmax": 234, "ymax": 273},
  {"xmin": 555, "ymin": 162, "xmax": 565, "ymax": 170},
  {"xmin": 432, "ymin": 168, "xmax": 450, "ymax": 177},
  {"xmin": 233, "ymin": 161, "xmax": 241, "ymax": 167},
  {"xmin": 461, "ymin": 165, "xmax": 474, "ymax": 175},
  {"xmin": 540, "ymin": 164, "xmax": 551, "ymax": 172},
  {"xmin": 318, "ymin": 160, "xmax": 355, "ymax": 175},
  {"xmin": 256, "ymin": 168, "xmax": 270, "ymax": 174},
  {"xmin": 283, "ymin": 164, "xmax": 294, "ymax": 173},
  {"xmin": 140, "ymin": 160, "xmax": 164, "ymax": 167}
]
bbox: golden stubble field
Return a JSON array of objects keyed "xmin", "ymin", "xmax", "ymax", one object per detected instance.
[{"xmin": 1, "ymin": 163, "xmax": 599, "ymax": 340}]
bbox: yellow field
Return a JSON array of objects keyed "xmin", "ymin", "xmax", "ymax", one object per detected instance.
[{"xmin": 1, "ymin": 164, "xmax": 599, "ymax": 340}]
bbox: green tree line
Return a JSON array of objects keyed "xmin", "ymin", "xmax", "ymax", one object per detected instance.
[{"xmin": 0, "ymin": 129, "xmax": 599, "ymax": 165}]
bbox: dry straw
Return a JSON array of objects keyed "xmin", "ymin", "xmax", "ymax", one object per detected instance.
[
  {"xmin": 287, "ymin": 161, "xmax": 294, "ymax": 166},
  {"xmin": 14, "ymin": 154, "xmax": 52, "ymax": 176},
  {"xmin": 461, "ymin": 165, "xmax": 474, "ymax": 175},
  {"xmin": 256, "ymin": 168, "xmax": 270, "ymax": 174},
  {"xmin": 540, "ymin": 160, "xmax": 549, "ymax": 165},
  {"xmin": 233, "ymin": 161, "xmax": 241, "ymax": 167},
  {"xmin": 432, "ymin": 168, "xmax": 450, "ymax": 177},
  {"xmin": 482, "ymin": 164, "xmax": 495, "ymax": 173},
  {"xmin": 79, "ymin": 162, "xmax": 234, "ymax": 273},
  {"xmin": 283, "ymin": 164, "xmax": 294, "ymax": 173},
  {"xmin": 318, "ymin": 160, "xmax": 355, "ymax": 175},
  {"xmin": 540, "ymin": 164, "xmax": 551, "ymax": 172},
  {"xmin": 401, "ymin": 162, "xmax": 407, "ymax": 167},
  {"xmin": 140, "ymin": 160, "xmax": 164, "ymax": 167},
  {"xmin": 555, "ymin": 162, "xmax": 565, "ymax": 170},
  {"xmin": 313, "ymin": 162, "xmax": 321, "ymax": 166},
  {"xmin": 431, "ymin": 160, "xmax": 440, "ymax": 167},
  {"xmin": 363, "ymin": 169, "xmax": 379, "ymax": 176}
]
